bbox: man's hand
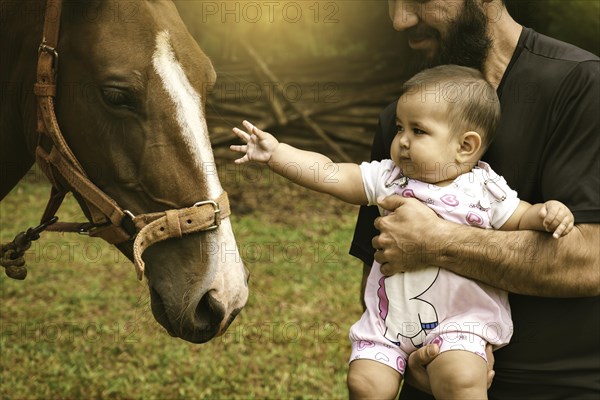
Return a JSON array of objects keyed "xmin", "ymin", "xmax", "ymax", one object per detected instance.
[
  {"xmin": 404, "ymin": 344, "xmax": 495, "ymax": 393},
  {"xmin": 372, "ymin": 195, "xmax": 446, "ymax": 275}
]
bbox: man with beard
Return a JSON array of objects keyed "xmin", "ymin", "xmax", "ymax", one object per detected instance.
[{"xmin": 350, "ymin": 0, "xmax": 599, "ymax": 398}]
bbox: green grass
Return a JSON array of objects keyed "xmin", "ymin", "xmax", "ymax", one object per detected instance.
[{"xmin": 1, "ymin": 163, "xmax": 365, "ymax": 399}]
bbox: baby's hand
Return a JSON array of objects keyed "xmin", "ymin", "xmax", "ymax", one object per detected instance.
[
  {"xmin": 539, "ymin": 200, "xmax": 574, "ymax": 239},
  {"xmin": 230, "ymin": 120, "xmax": 279, "ymax": 164}
]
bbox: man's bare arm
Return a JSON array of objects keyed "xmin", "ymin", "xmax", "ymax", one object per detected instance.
[{"xmin": 372, "ymin": 196, "xmax": 600, "ymax": 297}]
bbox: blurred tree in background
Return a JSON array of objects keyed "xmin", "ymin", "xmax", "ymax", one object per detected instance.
[{"xmin": 175, "ymin": 0, "xmax": 599, "ymax": 62}]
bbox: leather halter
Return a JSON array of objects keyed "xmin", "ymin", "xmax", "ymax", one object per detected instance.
[{"xmin": 33, "ymin": 0, "xmax": 231, "ymax": 280}]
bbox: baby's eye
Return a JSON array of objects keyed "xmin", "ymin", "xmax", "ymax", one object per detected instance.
[
  {"xmin": 396, "ymin": 124, "xmax": 404, "ymax": 132},
  {"xmin": 414, "ymin": 128, "xmax": 426, "ymax": 135}
]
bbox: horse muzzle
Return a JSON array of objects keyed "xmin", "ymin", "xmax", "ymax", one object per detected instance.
[
  {"xmin": 150, "ymin": 286, "xmax": 243, "ymax": 343},
  {"xmin": 143, "ymin": 219, "xmax": 249, "ymax": 344}
]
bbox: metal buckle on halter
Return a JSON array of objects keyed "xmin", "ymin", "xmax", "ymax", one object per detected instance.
[
  {"xmin": 193, "ymin": 200, "xmax": 221, "ymax": 231},
  {"xmin": 38, "ymin": 42, "xmax": 59, "ymax": 72}
]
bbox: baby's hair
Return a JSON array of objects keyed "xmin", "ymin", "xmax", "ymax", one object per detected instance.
[{"xmin": 398, "ymin": 65, "xmax": 501, "ymax": 149}]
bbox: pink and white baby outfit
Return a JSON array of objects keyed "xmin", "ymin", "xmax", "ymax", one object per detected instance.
[{"xmin": 349, "ymin": 160, "xmax": 517, "ymax": 374}]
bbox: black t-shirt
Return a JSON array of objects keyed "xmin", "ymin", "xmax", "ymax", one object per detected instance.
[{"xmin": 350, "ymin": 27, "xmax": 600, "ymax": 399}]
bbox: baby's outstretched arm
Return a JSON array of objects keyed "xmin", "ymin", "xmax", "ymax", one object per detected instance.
[
  {"xmin": 230, "ymin": 120, "xmax": 368, "ymax": 205},
  {"xmin": 501, "ymin": 200, "xmax": 574, "ymax": 238}
]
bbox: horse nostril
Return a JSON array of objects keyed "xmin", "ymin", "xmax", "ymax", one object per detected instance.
[{"xmin": 196, "ymin": 291, "xmax": 226, "ymax": 330}]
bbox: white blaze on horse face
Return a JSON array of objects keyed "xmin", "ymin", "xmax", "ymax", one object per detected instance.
[
  {"xmin": 152, "ymin": 30, "xmax": 221, "ymax": 199},
  {"xmin": 151, "ymin": 31, "xmax": 248, "ymax": 313}
]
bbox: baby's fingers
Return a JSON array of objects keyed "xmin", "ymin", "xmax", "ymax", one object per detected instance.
[
  {"xmin": 229, "ymin": 144, "xmax": 250, "ymax": 164},
  {"xmin": 242, "ymin": 120, "xmax": 256, "ymax": 133},
  {"xmin": 229, "ymin": 144, "xmax": 247, "ymax": 154},
  {"xmin": 233, "ymin": 154, "xmax": 250, "ymax": 165},
  {"xmin": 232, "ymin": 127, "xmax": 251, "ymax": 142},
  {"xmin": 541, "ymin": 203, "xmax": 574, "ymax": 238},
  {"xmin": 552, "ymin": 218, "xmax": 574, "ymax": 239},
  {"xmin": 540, "ymin": 206, "xmax": 559, "ymax": 229},
  {"xmin": 242, "ymin": 120, "xmax": 268, "ymax": 139}
]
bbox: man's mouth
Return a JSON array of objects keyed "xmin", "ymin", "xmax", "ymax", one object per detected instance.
[
  {"xmin": 406, "ymin": 25, "xmax": 437, "ymax": 51},
  {"xmin": 408, "ymin": 33, "xmax": 433, "ymax": 50}
]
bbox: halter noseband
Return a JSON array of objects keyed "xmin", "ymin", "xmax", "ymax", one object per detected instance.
[{"xmin": 1, "ymin": 0, "xmax": 230, "ymax": 281}]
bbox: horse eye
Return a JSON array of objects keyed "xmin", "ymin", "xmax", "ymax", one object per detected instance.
[{"xmin": 101, "ymin": 88, "xmax": 136, "ymax": 111}]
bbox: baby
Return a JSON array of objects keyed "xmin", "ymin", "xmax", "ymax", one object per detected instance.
[{"xmin": 231, "ymin": 65, "xmax": 573, "ymax": 399}]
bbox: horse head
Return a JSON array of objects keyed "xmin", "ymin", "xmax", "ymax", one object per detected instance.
[{"xmin": 1, "ymin": 0, "xmax": 248, "ymax": 343}]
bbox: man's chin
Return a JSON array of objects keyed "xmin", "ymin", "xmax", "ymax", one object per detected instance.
[{"xmin": 406, "ymin": 51, "xmax": 442, "ymax": 75}]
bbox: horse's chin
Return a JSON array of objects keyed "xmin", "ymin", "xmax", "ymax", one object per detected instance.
[{"xmin": 149, "ymin": 286, "xmax": 178, "ymax": 338}]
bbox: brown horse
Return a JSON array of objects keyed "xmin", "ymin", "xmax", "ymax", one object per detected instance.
[{"xmin": 0, "ymin": 0, "xmax": 249, "ymax": 343}]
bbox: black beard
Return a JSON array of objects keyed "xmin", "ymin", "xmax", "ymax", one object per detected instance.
[{"xmin": 408, "ymin": 0, "xmax": 492, "ymax": 74}]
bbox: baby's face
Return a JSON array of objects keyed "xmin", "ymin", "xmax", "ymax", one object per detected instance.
[{"xmin": 392, "ymin": 93, "xmax": 462, "ymax": 184}]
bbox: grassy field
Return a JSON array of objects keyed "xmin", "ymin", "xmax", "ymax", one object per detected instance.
[{"xmin": 0, "ymin": 161, "xmax": 366, "ymax": 399}]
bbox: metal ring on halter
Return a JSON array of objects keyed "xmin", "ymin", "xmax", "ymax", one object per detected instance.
[{"xmin": 121, "ymin": 210, "xmax": 138, "ymax": 236}]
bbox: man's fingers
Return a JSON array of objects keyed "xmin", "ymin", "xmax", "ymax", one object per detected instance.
[
  {"xmin": 411, "ymin": 344, "xmax": 440, "ymax": 367},
  {"xmin": 371, "ymin": 232, "xmax": 387, "ymax": 258},
  {"xmin": 377, "ymin": 194, "xmax": 408, "ymax": 212},
  {"xmin": 373, "ymin": 246, "xmax": 385, "ymax": 262},
  {"xmin": 373, "ymin": 216, "xmax": 383, "ymax": 231},
  {"xmin": 401, "ymin": 344, "xmax": 440, "ymax": 395},
  {"xmin": 371, "ymin": 237, "xmax": 393, "ymax": 275},
  {"xmin": 380, "ymin": 262, "xmax": 395, "ymax": 276}
]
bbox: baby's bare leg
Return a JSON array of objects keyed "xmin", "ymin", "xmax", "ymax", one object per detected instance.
[
  {"xmin": 427, "ymin": 350, "xmax": 488, "ymax": 400},
  {"xmin": 348, "ymin": 359, "xmax": 402, "ymax": 400}
]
